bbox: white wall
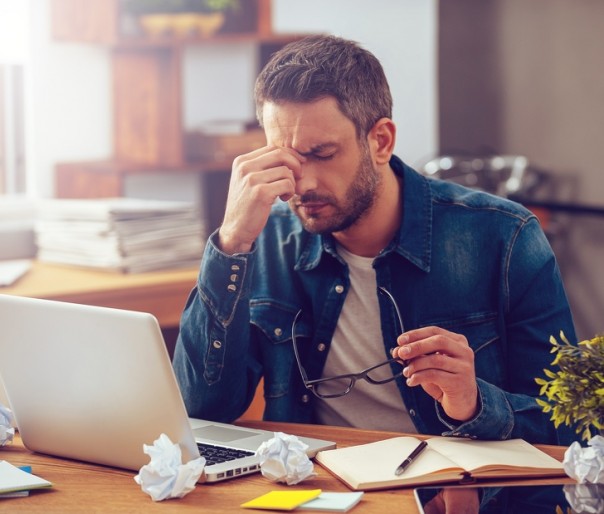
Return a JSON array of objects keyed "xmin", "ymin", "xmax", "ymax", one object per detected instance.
[
  {"xmin": 29, "ymin": 0, "xmax": 438, "ymax": 200},
  {"xmin": 183, "ymin": 42, "xmax": 258, "ymax": 129},
  {"xmin": 29, "ymin": 0, "xmax": 112, "ymax": 198}
]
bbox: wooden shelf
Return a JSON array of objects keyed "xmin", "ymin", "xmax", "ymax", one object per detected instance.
[
  {"xmin": 50, "ymin": 0, "xmax": 309, "ymax": 230},
  {"xmin": 54, "ymin": 159, "xmax": 234, "ymax": 232},
  {"xmin": 112, "ymin": 32, "xmax": 308, "ymax": 48},
  {"xmin": 55, "ymin": 159, "xmax": 234, "ymax": 196},
  {"xmin": 51, "ymin": 0, "xmax": 301, "ymax": 170},
  {"xmin": 50, "ymin": 0, "xmax": 308, "ymax": 47},
  {"xmin": 51, "ymin": 0, "xmax": 273, "ymax": 44}
]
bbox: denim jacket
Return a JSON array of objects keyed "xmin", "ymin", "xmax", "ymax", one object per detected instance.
[{"xmin": 173, "ymin": 156, "xmax": 577, "ymax": 445}]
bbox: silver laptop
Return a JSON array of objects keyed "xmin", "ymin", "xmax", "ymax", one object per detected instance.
[{"xmin": 0, "ymin": 294, "xmax": 335, "ymax": 482}]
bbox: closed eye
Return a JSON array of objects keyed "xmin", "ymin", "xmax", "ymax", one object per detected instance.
[
  {"xmin": 312, "ymin": 152, "xmax": 336, "ymax": 161},
  {"xmin": 297, "ymin": 143, "xmax": 338, "ymax": 162}
]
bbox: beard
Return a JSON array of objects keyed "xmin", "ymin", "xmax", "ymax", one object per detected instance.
[{"xmin": 289, "ymin": 146, "xmax": 381, "ymax": 234}]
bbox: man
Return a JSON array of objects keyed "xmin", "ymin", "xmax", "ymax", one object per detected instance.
[{"xmin": 173, "ymin": 35, "xmax": 576, "ymax": 445}]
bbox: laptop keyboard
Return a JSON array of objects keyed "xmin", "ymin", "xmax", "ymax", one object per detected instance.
[{"xmin": 197, "ymin": 443, "xmax": 255, "ymax": 466}]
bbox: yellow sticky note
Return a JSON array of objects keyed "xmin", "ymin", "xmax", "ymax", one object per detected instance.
[{"xmin": 241, "ymin": 489, "xmax": 322, "ymax": 511}]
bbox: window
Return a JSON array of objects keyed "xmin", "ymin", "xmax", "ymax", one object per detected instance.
[{"xmin": 0, "ymin": 1, "xmax": 29, "ymax": 196}]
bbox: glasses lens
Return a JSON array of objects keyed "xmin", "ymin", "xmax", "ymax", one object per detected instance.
[
  {"xmin": 313, "ymin": 377, "xmax": 355, "ymax": 398},
  {"xmin": 365, "ymin": 360, "xmax": 404, "ymax": 384}
]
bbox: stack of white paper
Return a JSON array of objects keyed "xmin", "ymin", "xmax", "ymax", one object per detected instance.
[{"xmin": 34, "ymin": 198, "xmax": 206, "ymax": 273}]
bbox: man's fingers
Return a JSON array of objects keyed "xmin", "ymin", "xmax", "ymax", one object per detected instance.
[
  {"xmin": 395, "ymin": 328, "xmax": 470, "ymax": 360},
  {"xmin": 234, "ymin": 146, "xmax": 305, "ymax": 179}
]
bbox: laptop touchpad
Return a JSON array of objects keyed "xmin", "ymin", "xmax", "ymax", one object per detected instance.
[{"xmin": 193, "ymin": 425, "xmax": 258, "ymax": 442}]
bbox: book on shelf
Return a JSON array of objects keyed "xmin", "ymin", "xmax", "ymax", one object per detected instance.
[
  {"xmin": 315, "ymin": 436, "xmax": 566, "ymax": 491},
  {"xmin": 34, "ymin": 198, "xmax": 206, "ymax": 273}
]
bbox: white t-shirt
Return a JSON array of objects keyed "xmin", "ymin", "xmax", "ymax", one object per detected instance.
[{"xmin": 314, "ymin": 245, "xmax": 417, "ymax": 433}]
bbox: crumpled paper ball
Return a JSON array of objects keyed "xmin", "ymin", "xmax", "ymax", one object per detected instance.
[
  {"xmin": 0, "ymin": 403, "xmax": 15, "ymax": 447},
  {"xmin": 563, "ymin": 483, "xmax": 604, "ymax": 514},
  {"xmin": 134, "ymin": 433, "xmax": 206, "ymax": 501},
  {"xmin": 256, "ymin": 432, "xmax": 316, "ymax": 485},
  {"xmin": 563, "ymin": 435, "xmax": 604, "ymax": 484}
]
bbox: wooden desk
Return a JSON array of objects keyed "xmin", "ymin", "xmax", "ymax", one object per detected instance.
[
  {"xmin": 1, "ymin": 421, "xmax": 570, "ymax": 513},
  {"xmin": 0, "ymin": 261, "xmax": 199, "ymax": 329}
]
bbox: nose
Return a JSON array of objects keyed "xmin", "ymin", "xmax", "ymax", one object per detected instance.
[{"xmin": 294, "ymin": 162, "xmax": 319, "ymax": 196}]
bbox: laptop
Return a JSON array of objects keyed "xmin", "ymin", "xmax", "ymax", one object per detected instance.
[{"xmin": 0, "ymin": 294, "xmax": 335, "ymax": 482}]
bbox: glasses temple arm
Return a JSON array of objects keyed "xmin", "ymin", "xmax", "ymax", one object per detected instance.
[
  {"xmin": 291, "ymin": 310, "xmax": 310, "ymax": 382},
  {"xmin": 378, "ymin": 286, "xmax": 405, "ymax": 334}
]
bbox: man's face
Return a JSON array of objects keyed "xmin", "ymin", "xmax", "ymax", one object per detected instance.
[{"xmin": 262, "ymin": 97, "xmax": 381, "ymax": 234}]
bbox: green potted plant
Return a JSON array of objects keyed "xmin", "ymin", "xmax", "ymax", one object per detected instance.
[
  {"xmin": 184, "ymin": 0, "xmax": 241, "ymax": 38},
  {"xmin": 191, "ymin": 0, "xmax": 240, "ymax": 13},
  {"xmin": 536, "ymin": 332, "xmax": 604, "ymax": 441},
  {"xmin": 123, "ymin": 0, "xmax": 240, "ymax": 37}
]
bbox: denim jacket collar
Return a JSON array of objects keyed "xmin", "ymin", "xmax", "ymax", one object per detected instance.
[{"xmin": 295, "ymin": 155, "xmax": 432, "ymax": 273}]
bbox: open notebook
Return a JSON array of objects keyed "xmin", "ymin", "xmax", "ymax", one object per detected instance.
[
  {"xmin": 0, "ymin": 294, "xmax": 335, "ymax": 482},
  {"xmin": 315, "ymin": 435, "xmax": 565, "ymax": 490}
]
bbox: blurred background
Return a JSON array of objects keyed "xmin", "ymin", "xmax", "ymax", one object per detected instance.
[{"xmin": 0, "ymin": 0, "xmax": 602, "ymax": 340}]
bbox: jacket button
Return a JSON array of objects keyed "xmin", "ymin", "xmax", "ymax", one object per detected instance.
[
  {"xmin": 317, "ymin": 343, "xmax": 326, "ymax": 352},
  {"xmin": 227, "ymin": 284, "xmax": 237, "ymax": 292},
  {"xmin": 274, "ymin": 328, "xmax": 282, "ymax": 337},
  {"xmin": 212, "ymin": 340, "xmax": 222, "ymax": 349},
  {"xmin": 409, "ymin": 409, "xmax": 416, "ymax": 417},
  {"xmin": 335, "ymin": 285, "xmax": 344, "ymax": 294},
  {"xmin": 301, "ymin": 394, "xmax": 310, "ymax": 404},
  {"xmin": 231, "ymin": 264, "xmax": 240, "ymax": 271},
  {"xmin": 230, "ymin": 274, "xmax": 238, "ymax": 282}
]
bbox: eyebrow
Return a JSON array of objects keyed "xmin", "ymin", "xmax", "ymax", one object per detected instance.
[{"xmin": 295, "ymin": 142, "xmax": 339, "ymax": 157}]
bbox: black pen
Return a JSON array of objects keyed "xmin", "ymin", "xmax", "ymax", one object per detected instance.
[{"xmin": 394, "ymin": 440, "xmax": 428, "ymax": 475}]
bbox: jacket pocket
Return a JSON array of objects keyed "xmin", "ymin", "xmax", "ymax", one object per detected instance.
[{"xmin": 250, "ymin": 301, "xmax": 312, "ymax": 399}]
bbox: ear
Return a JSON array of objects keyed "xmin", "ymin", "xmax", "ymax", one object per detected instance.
[{"xmin": 367, "ymin": 118, "xmax": 396, "ymax": 165}]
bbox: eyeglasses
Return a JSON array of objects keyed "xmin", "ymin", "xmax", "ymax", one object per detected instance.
[{"xmin": 291, "ymin": 287, "xmax": 406, "ymax": 399}]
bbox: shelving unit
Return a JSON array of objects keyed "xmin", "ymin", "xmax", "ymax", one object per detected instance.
[{"xmin": 50, "ymin": 0, "xmax": 307, "ymax": 230}]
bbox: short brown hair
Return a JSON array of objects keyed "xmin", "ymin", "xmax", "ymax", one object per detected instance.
[{"xmin": 254, "ymin": 35, "xmax": 393, "ymax": 139}]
